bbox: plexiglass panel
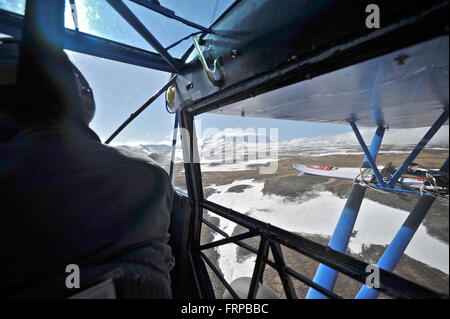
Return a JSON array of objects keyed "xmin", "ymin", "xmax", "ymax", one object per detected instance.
[
  {"xmin": 63, "ymin": 0, "xmax": 155, "ymax": 51},
  {"xmin": 0, "ymin": 0, "xmax": 235, "ymax": 58},
  {"xmin": 0, "ymin": 0, "xmax": 26, "ymax": 15},
  {"xmin": 159, "ymin": 0, "xmax": 236, "ymax": 27},
  {"xmin": 125, "ymin": 0, "xmax": 198, "ymax": 58}
]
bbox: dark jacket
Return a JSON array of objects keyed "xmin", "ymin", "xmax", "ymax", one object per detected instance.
[{"xmin": 0, "ymin": 122, "xmax": 174, "ymax": 297}]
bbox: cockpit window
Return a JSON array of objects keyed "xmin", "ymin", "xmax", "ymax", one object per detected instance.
[
  {"xmin": 0, "ymin": 0, "xmax": 26, "ymax": 15},
  {"xmin": 159, "ymin": 0, "xmax": 236, "ymax": 28},
  {"xmin": 0, "ymin": 0, "xmax": 236, "ymax": 58}
]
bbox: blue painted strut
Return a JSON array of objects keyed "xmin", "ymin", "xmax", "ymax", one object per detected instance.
[
  {"xmin": 369, "ymin": 186, "xmax": 435, "ymax": 196},
  {"xmin": 350, "ymin": 122, "xmax": 387, "ymax": 188},
  {"xmin": 388, "ymin": 109, "xmax": 449, "ymax": 186},
  {"xmin": 356, "ymin": 157, "xmax": 449, "ymax": 299},
  {"xmin": 306, "ymin": 125, "xmax": 385, "ymax": 299}
]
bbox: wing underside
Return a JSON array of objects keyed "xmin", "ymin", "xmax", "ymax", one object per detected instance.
[{"xmin": 169, "ymin": 0, "xmax": 449, "ymax": 129}]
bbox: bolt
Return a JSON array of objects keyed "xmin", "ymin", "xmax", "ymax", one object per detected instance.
[{"xmin": 230, "ymin": 49, "xmax": 239, "ymax": 59}]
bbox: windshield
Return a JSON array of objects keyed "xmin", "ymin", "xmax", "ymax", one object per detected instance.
[{"xmin": 0, "ymin": 0, "xmax": 236, "ymax": 58}]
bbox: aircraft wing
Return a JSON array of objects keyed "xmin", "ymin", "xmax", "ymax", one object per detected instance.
[
  {"xmin": 168, "ymin": 0, "xmax": 449, "ymax": 129},
  {"xmin": 293, "ymin": 163, "xmax": 362, "ymax": 180},
  {"xmin": 210, "ymin": 36, "xmax": 448, "ymax": 129}
]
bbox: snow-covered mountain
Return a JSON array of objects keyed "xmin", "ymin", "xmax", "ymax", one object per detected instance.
[
  {"xmin": 287, "ymin": 126, "xmax": 449, "ymax": 147},
  {"xmin": 114, "ymin": 125, "xmax": 448, "ymax": 166},
  {"xmin": 115, "ymin": 143, "xmax": 172, "ymax": 166},
  {"xmin": 118, "ymin": 144, "xmax": 171, "ymax": 156}
]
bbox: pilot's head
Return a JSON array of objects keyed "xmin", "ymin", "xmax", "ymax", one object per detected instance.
[{"xmin": 0, "ymin": 39, "xmax": 96, "ymax": 136}]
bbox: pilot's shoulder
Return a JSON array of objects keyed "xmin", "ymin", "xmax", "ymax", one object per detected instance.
[{"xmin": 100, "ymin": 144, "xmax": 171, "ymax": 180}]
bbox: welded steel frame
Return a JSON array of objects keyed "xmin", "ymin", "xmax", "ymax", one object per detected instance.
[
  {"xmin": 179, "ymin": 111, "xmax": 215, "ymax": 299},
  {"xmin": 129, "ymin": 0, "xmax": 210, "ymax": 33},
  {"xmin": 194, "ymin": 198, "xmax": 447, "ymax": 299},
  {"xmin": 349, "ymin": 110, "xmax": 449, "ymax": 196},
  {"xmin": 307, "ymin": 110, "xmax": 448, "ymax": 298},
  {"xmin": 0, "ymin": 0, "xmax": 215, "ymax": 74},
  {"xmin": 173, "ymin": 111, "xmax": 448, "ymax": 299},
  {"xmin": 306, "ymin": 125, "xmax": 386, "ymax": 299},
  {"xmin": 0, "ymin": 8, "xmax": 178, "ymax": 72},
  {"xmin": 356, "ymin": 156, "xmax": 449, "ymax": 299},
  {"xmin": 105, "ymin": 0, "xmax": 182, "ymax": 73}
]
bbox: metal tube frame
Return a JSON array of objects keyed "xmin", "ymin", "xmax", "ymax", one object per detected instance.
[
  {"xmin": 247, "ymin": 238, "xmax": 270, "ymax": 298},
  {"xmin": 356, "ymin": 156, "xmax": 449, "ymax": 299},
  {"xmin": 169, "ymin": 111, "xmax": 179, "ymax": 183},
  {"xmin": 106, "ymin": 0, "xmax": 182, "ymax": 74},
  {"xmin": 270, "ymin": 241, "xmax": 297, "ymax": 299},
  {"xmin": 68, "ymin": 0, "xmax": 79, "ymax": 31},
  {"xmin": 191, "ymin": 116, "xmax": 447, "ymax": 299},
  {"xmin": 199, "ymin": 199, "xmax": 446, "ymax": 299},
  {"xmin": 199, "ymin": 231, "xmax": 257, "ymax": 251},
  {"xmin": 349, "ymin": 122, "xmax": 387, "ymax": 187},
  {"xmin": 349, "ymin": 110, "xmax": 448, "ymax": 196},
  {"xmin": 179, "ymin": 111, "xmax": 215, "ymax": 299},
  {"xmin": 307, "ymin": 125, "xmax": 385, "ymax": 299},
  {"xmin": 0, "ymin": 9, "xmax": 179, "ymax": 72},
  {"xmin": 105, "ymin": 75, "xmax": 177, "ymax": 144},
  {"xmin": 387, "ymin": 109, "xmax": 449, "ymax": 186},
  {"xmin": 129, "ymin": 0, "xmax": 211, "ymax": 33}
]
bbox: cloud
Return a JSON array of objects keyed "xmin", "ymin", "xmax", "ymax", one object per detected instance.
[
  {"xmin": 102, "ymin": 125, "xmax": 448, "ymax": 150},
  {"xmin": 157, "ymin": 140, "xmax": 173, "ymax": 146},
  {"xmin": 108, "ymin": 140, "xmax": 151, "ymax": 147},
  {"xmin": 289, "ymin": 126, "xmax": 449, "ymax": 146}
]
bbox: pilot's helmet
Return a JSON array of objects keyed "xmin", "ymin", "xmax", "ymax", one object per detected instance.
[
  {"xmin": 0, "ymin": 39, "xmax": 95, "ymax": 126},
  {"xmin": 71, "ymin": 63, "xmax": 95, "ymax": 125}
]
